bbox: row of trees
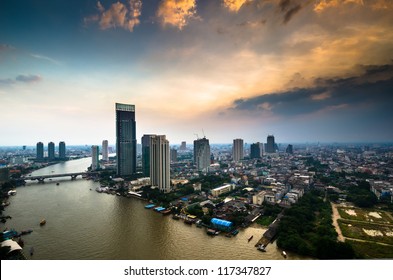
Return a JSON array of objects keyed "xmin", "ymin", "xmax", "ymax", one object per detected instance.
[{"xmin": 277, "ymin": 190, "xmax": 355, "ymax": 259}]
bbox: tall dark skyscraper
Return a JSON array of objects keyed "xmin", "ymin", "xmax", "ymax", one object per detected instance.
[
  {"xmin": 48, "ymin": 142, "xmax": 55, "ymax": 160},
  {"xmin": 250, "ymin": 142, "xmax": 262, "ymax": 159},
  {"xmin": 36, "ymin": 142, "xmax": 44, "ymax": 160},
  {"xmin": 116, "ymin": 103, "xmax": 136, "ymax": 176},
  {"xmin": 266, "ymin": 135, "xmax": 276, "ymax": 153},
  {"xmin": 194, "ymin": 137, "xmax": 210, "ymax": 172},
  {"xmin": 59, "ymin": 141, "xmax": 66, "ymax": 159},
  {"xmin": 142, "ymin": 134, "xmax": 155, "ymax": 177},
  {"xmin": 286, "ymin": 144, "xmax": 293, "ymax": 154}
]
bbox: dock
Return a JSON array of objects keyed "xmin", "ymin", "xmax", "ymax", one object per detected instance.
[{"xmin": 255, "ymin": 213, "xmax": 283, "ymax": 249}]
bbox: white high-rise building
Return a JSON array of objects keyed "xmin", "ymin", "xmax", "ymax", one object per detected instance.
[
  {"xmin": 102, "ymin": 140, "xmax": 109, "ymax": 161},
  {"xmin": 150, "ymin": 135, "xmax": 171, "ymax": 193},
  {"xmin": 233, "ymin": 138, "xmax": 244, "ymax": 162},
  {"xmin": 91, "ymin": 145, "xmax": 100, "ymax": 171},
  {"xmin": 194, "ymin": 137, "xmax": 210, "ymax": 172}
]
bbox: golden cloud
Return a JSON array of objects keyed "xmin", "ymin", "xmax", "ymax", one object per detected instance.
[
  {"xmin": 87, "ymin": 0, "xmax": 142, "ymax": 32},
  {"xmin": 314, "ymin": 0, "xmax": 365, "ymax": 13},
  {"xmin": 222, "ymin": 0, "xmax": 250, "ymax": 12},
  {"xmin": 157, "ymin": 0, "xmax": 197, "ymax": 30}
]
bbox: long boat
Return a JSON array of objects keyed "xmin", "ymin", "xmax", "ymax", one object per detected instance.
[{"xmin": 161, "ymin": 209, "xmax": 172, "ymax": 215}]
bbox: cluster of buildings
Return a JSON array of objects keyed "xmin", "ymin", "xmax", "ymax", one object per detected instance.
[{"xmin": 35, "ymin": 141, "xmax": 66, "ymax": 161}]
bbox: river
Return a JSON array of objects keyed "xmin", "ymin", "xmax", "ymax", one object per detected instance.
[{"xmin": 4, "ymin": 157, "xmax": 304, "ymax": 260}]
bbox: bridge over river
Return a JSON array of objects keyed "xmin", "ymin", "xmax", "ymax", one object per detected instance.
[{"xmin": 21, "ymin": 171, "xmax": 99, "ymax": 182}]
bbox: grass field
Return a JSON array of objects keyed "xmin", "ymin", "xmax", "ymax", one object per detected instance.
[
  {"xmin": 337, "ymin": 207, "xmax": 393, "ymax": 224},
  {"xmin": 255, "ymin": 215, "xmax": 275, "ymax": 226},
  {"xmin": 338, "ymin": 220, "xmax": 393, "ymax": 245},
  {"xmin": 346, "ymin": 239, "xmax": 393, "ymax": 259}
]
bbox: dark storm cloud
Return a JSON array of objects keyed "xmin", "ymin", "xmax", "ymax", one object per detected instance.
[
  {"xmin": 283, "ymin": 4, "xmax": 302, "ymax": 24},
  {"xmin": 278, "ymin": 0, "xmax": 305, "ymax": 24},
  {"xmin": 231, "ymin": 63, "xmax": 393, "ymax": 118}
]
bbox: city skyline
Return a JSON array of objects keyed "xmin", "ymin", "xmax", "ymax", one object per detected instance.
[{"xmin": 1, "ymin": 0, "xmax": 393, "ymax": 145}]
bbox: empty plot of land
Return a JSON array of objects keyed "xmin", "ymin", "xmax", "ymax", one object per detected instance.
[
  {"xmin": 337, "ymin": 208, "xmax": 393, "ymax": 224},
  {"xmin": 338, "ymin": 220, "xmax": 393, "ymax": 245}
]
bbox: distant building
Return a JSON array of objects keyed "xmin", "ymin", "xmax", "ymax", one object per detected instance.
[
  {"xmin": 180, "ymin": 141, "xmax": 187, "ymax": 151},
  {"xmin": 211, "ymin": 184, "xmax": 233, "ymax": 197},
  {"xmin": 142, "ymin": 134, "xmax": 155, "ymax": 177},
  {"xmin": 91, "ymin": 145, "xmax": 100, "ymax": 171},
  {"xmin": 170, "ymin": 148, "xmax": 177, "ymax": 163},
  {"xmin": 102, "ymin": 140, "xmax": 109, "ymax": 161},
  {"xmin": 150, "ymin": 135, "xmax": 171, "ymax": 193},
  {"xmin": 232, "ymin": 138, "xmax": 244, "ymax": 162},
  {"xmin": 250, "ymin": 142, "xmax": 262, "ymax": 159},
  {"xmin": 252, "ymin": 190, "xmax": 267, "ymax": 205},
  {"xmin": 116, "ymin": 103, "xmax": 136, "ymax": 176},
  {"xmin": 36, "ymin": 142, "xmax": 44, "ymax": 160},
  {"xmin": 286, "ymin": 144, "xmax": 293, "ymax": 154},
  {"xmin": 194, "ymin": 137, "xmax": 210, "ymax": 172},
  {"xmin": 266, "ymin": 135, "xmax": 275, "ymax": 153},
  {"xmin": 48, "ymin": 142, "xmax": 55, "ymax": 160},
  {"xmin": 59, "ymin": 141, "xmax": 66, "ymax": 159}
]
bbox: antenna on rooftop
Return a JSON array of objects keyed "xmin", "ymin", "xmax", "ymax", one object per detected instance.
[
  {"xmin": 202, "ymin": 129, "xmax": 205, "ymax": 138},
  {"xmin": 194, "ymin": 133, "xmax": 199, "ymax": 139}
]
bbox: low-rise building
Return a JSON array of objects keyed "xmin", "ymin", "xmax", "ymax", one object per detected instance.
[{"xmin": 211, "ymin": 184, "xmax": 234, "ymax": 197}]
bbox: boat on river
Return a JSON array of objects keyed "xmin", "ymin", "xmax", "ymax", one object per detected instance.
[
  {"xmin": 282, "ymin": 251, "xmax": 287, "ymax": 258},
  {"xmin": 161, "ymin": 209, "xmax": 172, "ymax": 215},
  {"xmin": 20, "ymin": 229, "xmax": 33, "ymax": 235},
  {"xmin": 40, "ymin": 219, "xmax": 46, "ymax": 226},
  {"xmin": 257, "ymin": 244, "xmax": 266, "ymax": 252},
  {"xmin": 7, "ymin": 190, "xmax": 17, "ymax": 196}
]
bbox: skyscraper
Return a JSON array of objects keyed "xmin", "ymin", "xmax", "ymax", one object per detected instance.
[
  {"xmin": 194, "ymin": 137, "xmax": 210, "ymax": 172},
  {"xmin": 142, "ymin": 134, "xmax": 155, "ymax": 177},
  {"xmin": 48, "ymin": 142, "xmax": 55, "ymax": 160},
  {"xmin": 250, "ymin": 142, "xmax": 262, "ymax": 159},
  {"xmin": 116, "ymin": 103, "xmax": 136, "ymax": 176},
  {"xmin": 266, "ymin": 135, "xmax": 276, "ymax": 153},
  {"xmin": 102, "ymin": 140, "xmax": 109, "ymax": 161},
  {"xmin": 233, "ymin": 138, "xmax": 244, "ymax": 162},
  {"xmin": 91, "ymin": 145, "xmax": 99, "ymax": 171},
  {"xmin": 36, "ymin": 142, "xmax": 44, "ymax": 161},
  {"xmin": 59, "ymin": 141, "xmax": 66, "ymax": 160},
  {"xmin": 180, "ymin": 141, "xmax": 186, "ymax": 151},
  {"xmin": 286, "ymin": 144, "xmax": 293, "ymax": 154},
  {"xmin": 170, "ymin": 148, "xmax": 177, "ymax": 163},
  {"xmin": 150, "ymin": 135, "xmax": 171, "ymax": 193}
]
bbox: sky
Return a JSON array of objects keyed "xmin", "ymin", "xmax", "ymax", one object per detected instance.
[{"xmin": 1, "ymin": 0, "xmax": 393, "ymax": 146}]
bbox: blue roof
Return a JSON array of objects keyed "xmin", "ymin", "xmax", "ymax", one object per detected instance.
[{"xmin": 211, "ymin": 218, "xmax": 233, "ymax": 228}]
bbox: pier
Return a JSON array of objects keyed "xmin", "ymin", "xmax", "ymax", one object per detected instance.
[{"xmin": 255, "ymin": 213, "xmax": 283, "ymax": 248}]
